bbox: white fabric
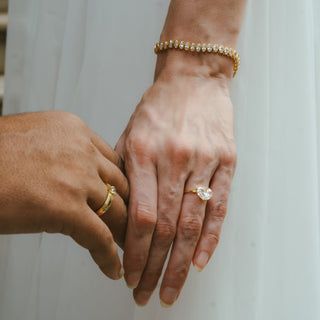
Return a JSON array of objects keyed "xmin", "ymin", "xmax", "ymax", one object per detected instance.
[{"xmin": 2, "ymin": 0, "xmax": 320, "ymax": 319}]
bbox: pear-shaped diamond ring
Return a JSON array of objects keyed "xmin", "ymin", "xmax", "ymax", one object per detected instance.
[{"xmin": 185, "ymin": 187, "xmax": 213, "ymax": 201}]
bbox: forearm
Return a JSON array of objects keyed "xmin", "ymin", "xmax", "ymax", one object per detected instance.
[{"xmin": 156, "ymin": 0, "xmax": 248, "ymax": 81}]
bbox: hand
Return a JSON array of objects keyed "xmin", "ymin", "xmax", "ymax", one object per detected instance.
[
  {"xmin": 116, "ymin": 73, "xmax": 237, "ymax": 306},
  {"xmin": 0, "ymin": 111, "xmax": 129, "ymax": 279}
]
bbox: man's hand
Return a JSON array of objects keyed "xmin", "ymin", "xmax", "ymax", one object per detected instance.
[{"xmin": 0, "ymin": 111, "xmax": 129, "ymax": 279}]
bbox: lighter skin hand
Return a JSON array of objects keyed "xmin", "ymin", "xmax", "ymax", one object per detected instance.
[{"xmin": 116, "ymin": 74, "xmax": 237, "ymax": 306}]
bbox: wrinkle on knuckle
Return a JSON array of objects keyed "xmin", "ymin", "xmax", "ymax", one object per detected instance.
[
  {"xmin": 212, "ymin": 199, "xmax": 228, "ymax": 220},
  {"xmin": 153, "ymin": 221, "xmax": 176, "ymax": 246},
  {"xmin": 166, "ymin": 264, "xmax": 189, "ymax": 285},
  {"xmin": 126, "ymin": 251, "xmax": 147, "ymax": 270},
  {"xmin": 179, "ymin": 214, "xmax": 202, "ymax": 241},
  {"xmin": 132, "ymin": 201, "xmax": 157, "ymax": 234},
  {"xmin": 205, "ymin": 231, "xmax": 220, "ymax": 247}
]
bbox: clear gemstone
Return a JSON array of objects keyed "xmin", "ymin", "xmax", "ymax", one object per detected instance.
[
  {"xmin": 164, "ymin": 41, "xmax": 168, "ymax": 49},
  {"xmin": 109, "ymin": 186, "xmax": 116, "ymax": 195},
  {"xmin": 179, "ymin": 41, "xmax": 184, "ymax": 49},
  {"xmin": 174, "ymin": 40, "xmax": 179, "ymax": 48},
  {"xmin": 197, "ymin": 187, "xmax": 213, "ymax": 201},
  {"xmin": 184, "ymin": 42, "xmax": 190, "ymax": 50},
  {"xmin": 213, "ymin": 45, "xmax": 218, "ymax": 52},
  {"xmin": 219, "ymin": 45, "xmax": 224, "ymax": 53},
  {"xmin": 229, "ymin": 49, "xmax": 233, "ymax": 56},
  {"xmin": 159, "ymin": 42, "xmax": 164, "ymax": 50},
  {"xmin": 224, "ymin": 47, "xmax": 229, "ymax": 55},
  {"xmin": 202, "ymin": 44, "xmax": 207, "ymax": 52},
  {"xmin": 169, "ymin": 40, "xmax": 173, "ymax": 48},
  {"xmin": 207, "ymin": 44, "xmax": 213, "ymax": 52},
  {"xmin": 196, "ymin": 44, "xmax": 201, "ymax": 52},
  {"xmin": 190, "ymin": 43, "xmax": 196, "ymax": 51}
]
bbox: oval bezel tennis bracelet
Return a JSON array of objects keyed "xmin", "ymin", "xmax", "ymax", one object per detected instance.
[{"xmin": 154, "ymin": 40, "xmax": 240, "ymax": 77}]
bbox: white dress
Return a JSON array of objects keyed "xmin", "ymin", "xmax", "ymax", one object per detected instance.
[{"xmin": 1, "ymin": 0, "xmax": 320, "ymax": 319}]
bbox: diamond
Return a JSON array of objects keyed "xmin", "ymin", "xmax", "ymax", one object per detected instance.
[
  {"xmin": 219, "ymin": 45, "xmax": 224, "ymax": 53},
  {"xmin": 174, "ymin": 40, "xmax": 179, "ymax": 48},
  {"xmin": 179, "ymin": 41, "xmax": 185, "ymax": 49},
  {"xmin": 159, "ymin": 42, "xmax": 164, "ymax": 50},
  {"xmin": 202, "ymin": 44, "xmax": 207, "ymax": 52},
  {"xmin": 184, "ymin": 42, "xmax": 190, "ymax": 50},
  {"xmin": 213, "ymin": 45, "xmax": 218, "ymax": 52},
  {"xmin": 196, "ymin": 187, "xmax": 213, "ymax": 201},
  {"xmin": 196, "ymin": 43, "xmax": 201, "ymax": 52},
  {"xmin": 164, "ymin": 41, "xmax": 168, "ymax": 49},
  {"xmin": 207, "ymin": 44, "xmax": 213, "ymax": 52},
  {"xmin": 190, "ymin": 43, "xmax": 196, "ymax": 51},
  {"xmin": 168, "ymin": 40, "xmax": 174, "ymax": 48},
  {"xmin": 224, "ymin": 47, "xmax": 229, "ymax": 55}
]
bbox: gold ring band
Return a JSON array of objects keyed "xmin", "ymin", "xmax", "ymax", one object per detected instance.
[
  {"xmin": 96, "ymin": 184, "xmax": 117, "ymax": 216},
  {"xmin": 185, "ymin": 186, "xmax": 213, "ymax": 201}
]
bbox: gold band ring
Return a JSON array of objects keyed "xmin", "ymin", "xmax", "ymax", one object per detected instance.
[
  {"xmin": 185, "ymin": 186, "xmax": 213, "ymax": 201},
  {"xmin": 96, "ymin": 184, "xmax": 117, "ymax": 216}
]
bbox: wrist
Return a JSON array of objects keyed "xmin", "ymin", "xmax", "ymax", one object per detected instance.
[{"xmin": 154, "ymin": 49, "xmax": 234, "ymax": 88}]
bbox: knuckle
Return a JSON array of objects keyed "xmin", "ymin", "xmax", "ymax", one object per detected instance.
[
  {"xmin": 153, "ymin": 221, "xmax": 176, "ymax": 246},
  {"xmin": 125, "ymin": 135, "xmax": 154, "ymax": 157},
  {"xmin": 59, "ymin": 111, "xmax": 85, "ymax": 127},
  {"xmin": 220, "ymin": 142, "xmax": 237, "ymax": 167},
  {"xmin": 212, "ymin": 199, "xmax": 228, "ymax": 220},
  {"xmin": 125, "ymin": 251, "xmax": 148, "ymax": 272},
  {"xmin": 205, "ymin": 231, "xmax": 220, "ymax": 248},
  {"xmin": 178, "ymin": 214, "xmax": 202, "ymax": 241},
  {"xmin": 171, "ymin": 140, "xmax": 193, "ymax": 161},
  {"xmin": 132, "ymin": 201, "xmax": 157, "ymax": 234},
  {"xmin": 166, "ymin": 263, "xmax": 189, "ymax": 285}
]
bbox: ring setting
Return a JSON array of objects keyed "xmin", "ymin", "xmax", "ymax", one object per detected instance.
[
  {"xmin": 185, "ymin": 187, "xmax": 213, "ymax": 201},
  {"xmin": 96, "ymin": 184, "xmax": 117, "ymax": 216}
]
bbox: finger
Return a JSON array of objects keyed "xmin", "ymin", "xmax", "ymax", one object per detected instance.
[
  {"xmin": 193, "ymin": 166, "xmax": 233, "ymax": 271},
  {"xmin": 99, "ymin": 192, "xmax": 128, "ymax": 250},
  {"xmin": 133, "ymin": 164, "xmax": 186, "ymax": 306},
  {"xmin": 123, "ymin": 160, "xmax": 158, "ymax": 289},
  {"xmin": 70, "ymin": 206, "xmax": 123, "ymax": 280},
  {"xmin": 87, "ymin": 178, "xmax": 128, "ymax": 249},
  {"xmin": 159, "ymin": 173, "xmax": 213, "ymax": 307},
  {"xmin": 89, "ymin": 130, "xmax": 124, "ymax": 171},
  {"xmin": 97, "ymin": 155, "xmax": 129, "ymax": 203}
]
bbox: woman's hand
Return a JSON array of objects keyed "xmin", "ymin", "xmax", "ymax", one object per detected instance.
[
  {"xmin": 0, "ymin": 111, "xmax": 129, "ymax": 279},
  {"xmin": 116, "ymin": 70, "xmax": 237, "ymax": 306}
]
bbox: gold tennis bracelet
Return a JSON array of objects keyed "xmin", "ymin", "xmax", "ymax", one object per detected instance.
[{"xmin": 154, "ymin": 40, "xmax": 240, "ymax": 77}]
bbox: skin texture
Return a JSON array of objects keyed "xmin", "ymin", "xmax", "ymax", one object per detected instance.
[
  {"xmin": 115, "ymin": 0, "xmax": 247, "ymax": 307},
  {"xmin": 0, "ymin": 111, "xmax": 129, "ymax": 279}
]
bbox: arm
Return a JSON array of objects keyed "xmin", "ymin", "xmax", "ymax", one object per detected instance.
[{"xmin": 116, "ymin": 0, "xmax": 247, "ymax": 307}]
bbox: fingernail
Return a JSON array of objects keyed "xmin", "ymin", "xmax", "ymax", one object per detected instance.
[
  {"xmin": 134, "ymin": 291, "xmax": 152, "ymax": 307},
  {"xmin": 160, "ymin": 287, "xmax": 178, "ymax": 307},
  {"xmin": 195, "ymin": 251, "xmax": 209, "ymax": 272},
  {"xmin": 125, "ymin": 272, "xmax": 140, "ymax": 289},
  {"xmin": 118, "ymin": 267, "xmax": 125, "ymax": 278}
]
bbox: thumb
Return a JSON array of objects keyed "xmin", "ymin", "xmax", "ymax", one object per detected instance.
[{"xmin": 70, "ymin": 207, "xmax": 124, "ymax": 280}]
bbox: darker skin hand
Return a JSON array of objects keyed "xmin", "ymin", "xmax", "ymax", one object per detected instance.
[{"xmin": 0, "ymin": 111, "xmax": 129, "ymax": 278}]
